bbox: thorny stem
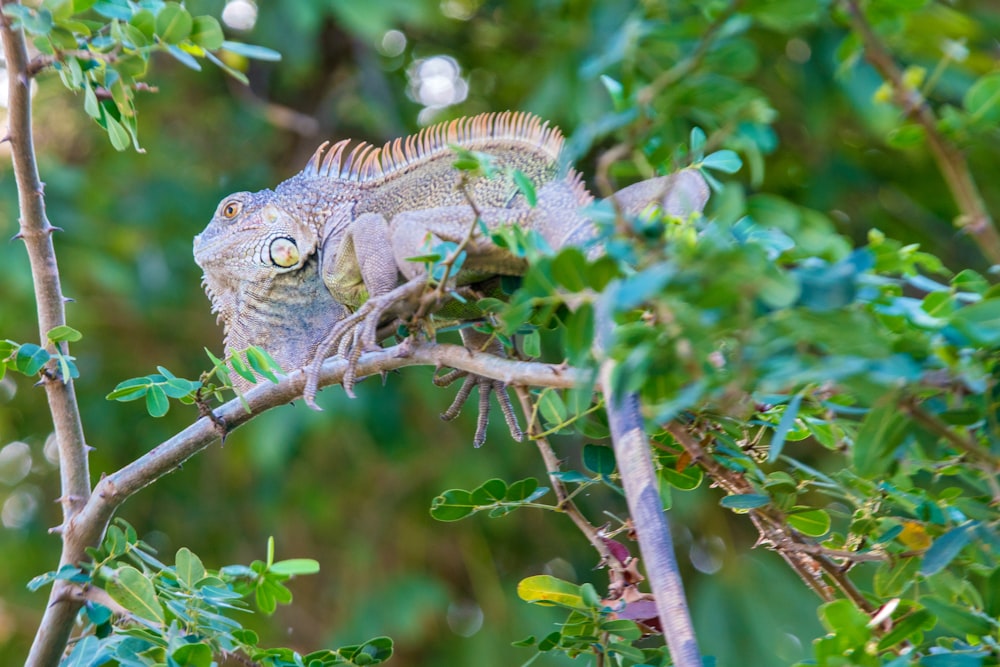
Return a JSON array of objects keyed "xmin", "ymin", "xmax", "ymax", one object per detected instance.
[
  {"xmin": 843, "ymin": 0, "xmax": 1000, "ymax": 265},
  {"xmin": 2, "ymin": 8, "xmax": 96, "ymax": 667},
  {"xmin": 665, "ymin": 422, "xmax": 875, "ymax": 612}
]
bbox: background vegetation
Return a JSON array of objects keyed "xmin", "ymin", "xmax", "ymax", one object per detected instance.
[{"xmin": 1, "ymin": 0, "xmax": 998, "ymax": 665}]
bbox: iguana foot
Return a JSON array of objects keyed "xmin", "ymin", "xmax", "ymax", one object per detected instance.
[
  {"xmin": 302, "ymin": 277, "xmax": 426, "ymax": 409},
  {"xmin": 436, "ymin": 369, "xmax": 524, "ymax": 447}
]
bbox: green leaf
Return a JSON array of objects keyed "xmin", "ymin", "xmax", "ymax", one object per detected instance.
[
  {"xmin": 920, "ymin": 522, "xmax": 975, "ymax": 576},
  {"xmin": 950, "ymin": 298, "xmax": 1000, "ymax": 347},
  {"xmin": 221, "ymin": 40, "xmax": 282, "ymax": 61},
  {"xmin": 690, "ymin": 126, "xmax": 706, "ymax": 155},
  {"xmin": 768, "ymin": 392, "xmax": 802, "ymax": 463},
  {"xmin": 155, "ymin": 2, "xmax": 192, "ymax": 44},
  {"xmin": 874, "ymin": 556, "xmax": 921, "ymax": 598},
  {"xmin": 107, "ymin": 377, "xmax": 150, "ymax": 401},
  {"xmin": 582, "ymin": 444, "xmax": 615, "ymax": 475},
  {"xmin": 46, "ymin": 325, "xmax": 82, "ymax": 343},
  {"xmin": 516, "ymin": 575, "xmax": 586, "ymax": 610},
  {"xmin": 520, "ymin": 330, "xmax": 540, "ymax": 358},
  {"xmin": 246, "ymin": 346, "xmax": 280, "ymax": 383},
  {"xmin": 471, "ymin": 478, "xmax": 507, "ymax": 504},
  {"xmin": 505, "ymin": 477, "xmax": 541, "ymax": 502},
  {"xmin": 720, "ymin": 494, "xmax": 770, "ymax": 510},
  {"xmin": 170, "ymin": 643, "xmax": 213, "ymax": 667},
  {"xmin": 551, "ymin": 247, "xmax": 588, "ymax": 292},
  {"xmin": 429, "ymin": 489, "xmax": 476, "ymax": 521},
  {"xmin": 537, "ymin": 388, "xmax": 567, "ymax": 426},
  {"xmin": 175, "ymin": 547, "xmax": 206, "ymax": 589},
  {"xmin": 875, "ymin": 609, "xmax": 934, "ymax": 650},
  {"xmin": 964, "ymin": 71, "xmax": 1000, "ymax": 122},
  {"xmin": 104, "ymin": 113, "xmax": 130, "ymax": 151},
  {"xmin": 62, "ymin": 635, "xmax": 100, "ymax": 667},
  {"xmin": 853, "ymin": 399, "xmax": 911, "ymax": 477},
  {"xmin": 921, "ymin": 596, "xmax": 994, "ymax": 637},
  {"xmin": 190, "ymin": 15, "xmax": 224, "ymax": 50},
  {"xmin": 270, "ymin": 558, "xmax": 320, "ymax": 576},
  {"xmin": 818, "ymin": 598, "xmax": 870, "ymax": 647},
  {"xmin": 14, "ymin": 343, "xmax": 50, "ymax": 375},
  {"xmin": 564, "ymin": 303, "xmax": 594, "ymax": 366},
  {"xmin": 917, "ymin": 652, "xmax": 985, "ymax": 667},
  {"xmin": 106, "ymin": 565, "xmax": 165, "ymax": 624},
  {"xmin": 145, "ymin": 384, "xmax": 169, "ymax": 417},
  {"xmin": 511, "ymin": 169, "xmax": 537, "ymax": 207},
  {"xmin": 162, "ymin": 377, "xmax": 199, "ymax": 399},
  {"xmin": 701, "ymin": 149, "xmax": 742, "ymax": 174},
  {"xmin": 787, "ymin": 508, "xmax": 831, "ymax": 537},
  {"xmin": 230, "ymin": 353, "xmax": 257, "ymax": 384},
  {"xmin": 129, "ymin": 8, "xmax": 155, "ymax": 38}
]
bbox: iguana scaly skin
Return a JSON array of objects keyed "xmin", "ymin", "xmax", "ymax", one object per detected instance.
[{"xmin": 194, "ymin": 112, "xmax": 708, "ymax": 444}]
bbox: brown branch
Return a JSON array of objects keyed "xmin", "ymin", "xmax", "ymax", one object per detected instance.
[
  {"xmin": 665, "ymin": 421, "xmax": 875, "ymax": 612},
  {"xmin": 2, "ymin": 9, "xmax": 96, "ymax": 666},
  {"xmin": 593, "ymin": 289, "xmax": 701, "ymax": 667},
  {"xmin": 25, "ymin": 342, "xmax": 583, "ymax": 665},
  {"xmin": 843, "ymin": 0, "xmax": 1000, "ymax": 265}
]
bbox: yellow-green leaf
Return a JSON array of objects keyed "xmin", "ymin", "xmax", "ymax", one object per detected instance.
[{"xmin": 517, "ymin": 574, "xmax": 586, "ymax": 610}]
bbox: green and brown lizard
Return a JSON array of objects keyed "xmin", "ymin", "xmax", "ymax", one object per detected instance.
[{"xmin": 194, "ymin": 112, "xmax": 708, "ymax": 445}]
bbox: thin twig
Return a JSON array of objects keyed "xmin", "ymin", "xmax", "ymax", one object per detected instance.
[
  {"xmin": 514, "ymin": 387, "xmax": 621, "ymax": 568},
  {"xmin": 637, "ymin": 0, "xmax": 744, "ymax": 107},
  {"xmin": 843, "ymin": 0, "xmax": 1000, "ymax": 265},
  {"xmin": 899, "ymin": 397, "xmax": 1000, "ymax": 468}
]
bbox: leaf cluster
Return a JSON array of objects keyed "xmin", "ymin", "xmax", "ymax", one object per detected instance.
[
  {"xmin": 4, "ymin": 0, "xmax": 280, "ymax": 150},
  {"xmin": 29, "ymin": 521, "xmax": 390, "ymax": 667}
]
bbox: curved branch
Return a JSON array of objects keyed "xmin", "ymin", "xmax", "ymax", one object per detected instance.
[{"xmin": 26, "ymin": 341, "xmax": 581, "ymax": 666}]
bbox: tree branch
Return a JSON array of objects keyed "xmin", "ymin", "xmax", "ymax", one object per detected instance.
[
  {"xmin": 2, "ymin": 9, "xmax": 96, "ymax": 667},
  {"xmin": 25, "ymin": 341, "xmax": 581, "ymax": 665},
  {"xmin": 594, "ymin": 292, "xmax": 701, "ymax": 667},
  {"xmin": 843, "ymin": 0, "xmax": 1000, "ymax": 265}
]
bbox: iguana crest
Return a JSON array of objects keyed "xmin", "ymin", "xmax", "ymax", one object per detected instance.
[{"xmin": 299, "ymin": 111, "xmax": 564, "ymax": 183}]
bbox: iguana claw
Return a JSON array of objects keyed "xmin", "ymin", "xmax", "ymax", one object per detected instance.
[
  {"xmin": 434, "ymin": 328, "xmax": 525, "ymax": 446},
  {"xmin": 302, "ymin": 278, "xmax": 426, "ymax": 409},
  {"xmin": 437, "ymin": 369, "xmax": 524, "ymax": 447}
]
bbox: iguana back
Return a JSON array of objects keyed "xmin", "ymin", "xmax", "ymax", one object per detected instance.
[{"xmin": 287, "ymin": 111, "xmax": 570, "ymax": 221}]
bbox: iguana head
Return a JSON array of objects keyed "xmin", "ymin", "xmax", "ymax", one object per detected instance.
[{"xmin": 194, "ymin": 188, "xmax": 348, "ymax": 384}]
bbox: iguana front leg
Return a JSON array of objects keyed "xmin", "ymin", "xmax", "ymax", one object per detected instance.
[{"xmin": 305, "ymin": 204, "xmax": 532, "ymax": 441}]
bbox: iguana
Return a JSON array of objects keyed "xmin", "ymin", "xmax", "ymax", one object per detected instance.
[{"xmin": 194, "ymin": 111, "xmax": 708, "ymax": 444}]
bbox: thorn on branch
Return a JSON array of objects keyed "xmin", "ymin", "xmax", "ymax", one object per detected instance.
[{"xmin": 10, "ymin": 230, "xmax": 24, "ymax": 241}]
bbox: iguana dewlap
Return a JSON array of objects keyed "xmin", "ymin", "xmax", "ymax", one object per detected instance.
[{"xmin": 194, "ymin": 112, "xmax": 709, "ymax": 442}]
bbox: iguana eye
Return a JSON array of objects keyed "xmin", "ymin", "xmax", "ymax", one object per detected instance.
[
  {"xmin": 269, "ymin": 237, "xmax": 300, "ymax": 268},
  {"xmin": 221, "ymin": 200, "xmax": 242, "ymax": 219}
]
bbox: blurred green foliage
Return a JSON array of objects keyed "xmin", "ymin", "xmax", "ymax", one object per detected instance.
[{"xmin": 1, "ymin": 0, "xmax": 999, "ymax": 666}]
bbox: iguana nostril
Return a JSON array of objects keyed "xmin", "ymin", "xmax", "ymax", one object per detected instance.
[{"xmin": 269, "ymin": 237, "xmax": 299, "ymax": 267}]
